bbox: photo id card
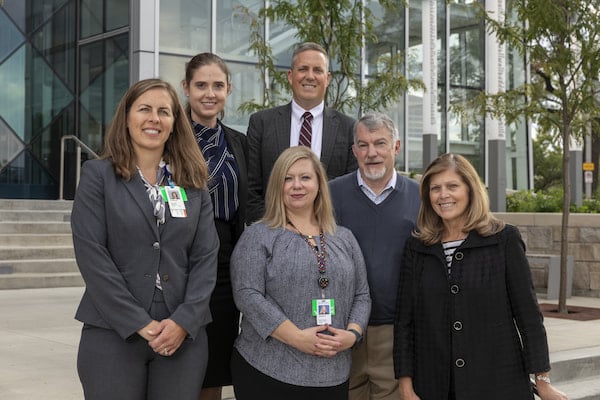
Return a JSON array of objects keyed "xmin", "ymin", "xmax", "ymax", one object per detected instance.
[
  {"xmin": 312, "ymin": 298, "xmax": 335, "ymax": 326},
  {"xmin": 164, "ymin": 186, "xmax": 187, "ymax": 218}
]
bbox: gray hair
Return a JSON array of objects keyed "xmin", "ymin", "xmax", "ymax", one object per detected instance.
[
  {"xmin": 354, "ymin": 112, "xmax": 398, "ymax": 144},
  {"xmin": 291, "ymin": 42, "xmax": 329, "ymax": 70}
]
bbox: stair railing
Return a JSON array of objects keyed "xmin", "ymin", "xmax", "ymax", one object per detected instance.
[{"xmin": 59, "ymin": 135, "xmax": 99, "ymax": 200}]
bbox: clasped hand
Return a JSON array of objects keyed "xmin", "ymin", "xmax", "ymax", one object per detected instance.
[
  {"xmin": 137, "ymin": 318, "xmax": 187, "ymax": 356},
  {"xmin": 295, "ymin": 324, "xmax": 355, "ymax": 358}
]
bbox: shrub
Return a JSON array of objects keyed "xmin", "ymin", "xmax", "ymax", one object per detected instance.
[{"xmin": 506, "ymin": 189, "xmax": 600, "ymax": 213}]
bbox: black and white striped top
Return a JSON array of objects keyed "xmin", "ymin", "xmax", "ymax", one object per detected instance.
[{"xmin": 442, "ymin": 239, "xmax": 464, "ymax": 276}]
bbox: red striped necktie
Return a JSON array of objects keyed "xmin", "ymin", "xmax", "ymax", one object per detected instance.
[{"xmin": 299, "ymin": 111, "xmax": 313, "ymax": 147}]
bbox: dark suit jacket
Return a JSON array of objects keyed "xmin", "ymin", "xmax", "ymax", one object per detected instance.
[
  {"xmin": 246, "ymin": 102, "xmax": 357, "ymax": 223},
  {"xmin": 71, "ymin": 159, "xmax": 219, "ymax": 340},
  {"xmin": 221, "ymin": 123, "xmax": 248, "ymax": 240},
  {"xmin": 394, "ymin": 225, "xmax": 549, "ymax": 399}
]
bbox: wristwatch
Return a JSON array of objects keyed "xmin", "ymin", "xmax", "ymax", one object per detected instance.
[
  {"xmin": 348, "ymin": 328, "xmax": 363, "ymax": 349},
  {"xmin": 535, "ymin": 375, "xmax": 551, "ymax": 384}
]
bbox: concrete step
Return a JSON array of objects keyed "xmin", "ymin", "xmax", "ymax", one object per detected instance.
[
  {"xmin": 0, "ymin": 221, "xmax": 72, "ymax": 234},
  {"xmin": 0, "ymin": 272, "xmax": 83, "ymax": 289},
  {"xmin": 0, "ymin": 200, "xmax": 77, "ymax": 290},
  {"xmin": 0, "ymin": 234, "xmax": 73, "ymax": 246},
  {"xmin": 0, "ymin": 246, "xmax": 75, "ymax": 260},
  {"xmin": 550, "ymin": 346, "xmax": 600, "ymax": 383},
  {"xmin": 0, "ymin": 199, "xmax": 73, "ymax": 211},
  {"xmin": 0, "ymin": 259, "xmax": 78, "ymax": 274},
  {"xmin": 547, "ymin": 346, "xmax": 600, "ymax": 400},
  {"xmin": 553, "ymin": 376, "xmax": 600, "ymax": 400},
  {"xmin": 0, "ymin": 210, "xmax": 71, "ymax": 222}
]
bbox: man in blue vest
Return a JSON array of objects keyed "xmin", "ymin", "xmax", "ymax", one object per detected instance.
[{"xmin": 329, "ymin": 112, "xmax": 420, "ymax": 400}]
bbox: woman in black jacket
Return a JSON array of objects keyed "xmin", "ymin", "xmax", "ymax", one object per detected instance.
[
  {"xmin": 182, "ymin": 52, "xmax": 248, "ymax": 400},
  {"xmin": 393, "ymin": 153, "xmax": 567, "ymax": 400}
]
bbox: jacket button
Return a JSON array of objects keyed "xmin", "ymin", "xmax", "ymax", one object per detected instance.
[
  {"xmin": 162, "ymin": 274, "xmax": 170, "ymax": 282},
  {"xmin": 153, "ymin": 242, "xmax": 160, "ymax": 250},
  {"xmin": 450, "ymin": 284, "xmax": 460, "ymax": 294},
  {"xmin": 144, "ymin": 274, "xmax": 152, "ymax": 278},
  {"xmin": 455, "ymin": 358, "xmax": 465, "ymax": 368},
  {"xmin": 453, "ymin": 321, "xmax": 463, "ymax": 331},
  {"xmin": 454, "ymin": 252, "xmax": 464, "ymax": 261}
]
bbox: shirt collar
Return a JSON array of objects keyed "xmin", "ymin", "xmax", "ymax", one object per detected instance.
[
  {"xmin": 356, "ymin": 170, "xmax": 397, "ymax": 194},
  {"xmin": 291, "ymin": 99, "xmax": 324, "ymax": 121}
]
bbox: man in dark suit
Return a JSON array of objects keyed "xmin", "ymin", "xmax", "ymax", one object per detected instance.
[{"xmin": 246, "ymin": 42, "xmax": 357, "ymax": 223}]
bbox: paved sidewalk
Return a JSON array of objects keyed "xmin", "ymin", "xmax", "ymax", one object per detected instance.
[{"xmin": 0, "ymin": 287, "xmax": 599, "ymax": 399}]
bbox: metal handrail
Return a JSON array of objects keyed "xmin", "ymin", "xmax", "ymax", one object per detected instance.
[{"xmin": 59, "ymin": 135, "xmax": 99, "ymax": 200}]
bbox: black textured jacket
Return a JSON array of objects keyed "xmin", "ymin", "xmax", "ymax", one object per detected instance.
[{"xmin": 394, "ymin": 224, "xmax": 549, "ymax": 400}]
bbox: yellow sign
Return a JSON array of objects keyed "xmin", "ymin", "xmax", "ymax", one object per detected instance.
[{"xmin": 583, "ymin": 163, "xmax": 595, "ymax": 171}]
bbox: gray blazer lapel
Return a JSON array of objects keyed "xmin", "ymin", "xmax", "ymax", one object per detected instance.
[{"xmin": 122, "ymin": 177, "xmax": 160, "ymax": 235}]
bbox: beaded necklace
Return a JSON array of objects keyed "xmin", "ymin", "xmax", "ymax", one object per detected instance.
[{"xmin": 287, "ymin": 220, "xmax": 329, "ymax": 296}]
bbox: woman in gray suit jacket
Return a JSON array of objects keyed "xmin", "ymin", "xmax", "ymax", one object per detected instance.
[{"xmin": 71, "ymin": 79, "xmax": 219, "ymax": 400}]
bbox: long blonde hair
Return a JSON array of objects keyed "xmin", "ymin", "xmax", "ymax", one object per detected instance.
[
  {"xmin": 261, "ymin": 147, "xmax": 336, "ymax": 234},
  {"xmin": 415, "ymin": 153, "xmax": 504, "ymax": 245},
  {"xmin": 102, "ymin": 78, "xmax": 208, "ymax": 188}
]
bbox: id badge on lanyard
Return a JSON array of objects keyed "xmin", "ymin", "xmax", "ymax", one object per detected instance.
[{"xmin": 160, "ymin": 186, "xmax": 188, "ymax": 218}]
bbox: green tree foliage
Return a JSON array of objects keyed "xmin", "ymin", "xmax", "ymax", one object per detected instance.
[
  {"xmin": 532, "ymin": 131, "xmax": 563, "ymax": 191},
  {"xmin": 237, "ymin": 0, "xmax": 424, "ymax": 115},
  {"xmin": 453, "ymin": 0, "xmax": 600, "ymax": 312}
]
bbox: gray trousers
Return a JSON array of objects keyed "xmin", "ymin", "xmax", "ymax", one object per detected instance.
[{"xmin": 77, "ymin": 288, "xmax": 208, "ymax": 400}]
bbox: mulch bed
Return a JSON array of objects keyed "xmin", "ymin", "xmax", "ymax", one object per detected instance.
[{"xmin": 538, "ymin": 303, "xmax": 600, "ymax": 321}]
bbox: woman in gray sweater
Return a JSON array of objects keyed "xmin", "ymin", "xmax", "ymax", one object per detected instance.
[{"xmin": 230, "ymin": 146, "xmax": 371, "ymax": 400}]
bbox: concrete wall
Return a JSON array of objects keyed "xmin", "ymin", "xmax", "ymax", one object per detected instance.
[{"xmin": 495, "ymin": 213, "xmax": 600, "ymax": 297}]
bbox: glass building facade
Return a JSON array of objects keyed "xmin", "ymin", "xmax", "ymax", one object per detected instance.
[{"xmin": 0, "ymin": 0, "xmax": 531, "ymax": 202}]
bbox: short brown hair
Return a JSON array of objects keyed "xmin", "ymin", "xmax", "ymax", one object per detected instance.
[
  {"xmin": 291, "ymin": 42, "xmax": 329, "ymax": 70},
  {"xmin": 102, "ymin": 78, "xmax": 208, "ymax": 188},
  {"xmin": 261, "ymin": 146, "xmax": 336, "ymax": 234},
  {"xmin": 415, "ymin": 153, "xmax": 504, "ymax": 245}
]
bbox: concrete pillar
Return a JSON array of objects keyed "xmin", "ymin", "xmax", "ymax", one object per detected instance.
[
  {"xmin": 130, "ymin": 0, "xmax": 159, "ymax": 82},
  {"xmin": 423, "ymin": 134, "xmax": 438, "ymax": 170},
  {"xmin": 422, "ymin": 0, "xmax": 438, "ymax": 170},
  {"xmin": 485, "ymin": 0, "xmax": 507, "ymax": 212},
  {"xmin": 570, "ymin": 149, "xmax": 583, "ymax": 208},
  {"xmin": 489, "ymin": 140, "xmax": 506, "ymax": 212}
]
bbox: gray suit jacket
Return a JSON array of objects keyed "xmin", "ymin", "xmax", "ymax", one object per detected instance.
[
  {"xmin": 71, "ymin": 159, "xmax": 218, "ymax": 340},
  {"xmin": 246, "ymin": 102, "xmax": 357, "ymax": 223}
]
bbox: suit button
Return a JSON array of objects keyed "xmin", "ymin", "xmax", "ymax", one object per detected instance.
[
  {"xmin": 454, "ymin": 252, "xmax": 464, "ymax": 261},
  {"xmin": 153, "ymin": 242, "xmax": 160, "ymax": 250},
  {"xmin": 455, "ymin": 358, "xmax": 465, "ymax": 368},
  {"xmin": 162, "ymin": 274, "xmax": 170, "ymax": 282},
  {"xmin": 453, "ymin": 321, "xmax": 463, "ymax": 331},
  {"xmin": 450, "ymin": 284, "xmax": 459, "ymax": 294}
]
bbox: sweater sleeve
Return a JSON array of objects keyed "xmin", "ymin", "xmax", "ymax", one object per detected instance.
[
  {"xmin": 230, "ymin": 224, "xmax": 289, "ymax": 339},
  {"xmin": 343, "ymin": 228, "xmax": 371, "ymax": 331}
]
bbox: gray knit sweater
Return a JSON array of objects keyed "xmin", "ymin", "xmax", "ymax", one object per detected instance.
[{"xmin": 231, "ymin": 222, "xmax": 371, "ymax": 387}]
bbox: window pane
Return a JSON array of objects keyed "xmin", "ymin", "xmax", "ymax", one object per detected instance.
[
  {"xmin": 0, "ymin": 120, "xmax": 25, "ymax": 170},
  {"xmin": 79, "ymin": 34, "xmax": 129, "ymax": 151},
  {"xmin": 160, "ymin": 0, "xmax": 210, "ymax": 55},
  {"xmin": 31, "ymin": 1, "xmax": 76, "ymax": 91},
  {"xmin": 80, "ymin": 0, "xmax": 103, "ymax": 38},
  {"xmin": 0, "ymin": 10, "xmax": 25, "ymax": 63},
  {"xmin": 448, "ymin": 0, "xmax": 484, "ymax": 174},
  {"xmin": 106, "ymin": 0, "xmax": 129, "ymax": 31}
]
